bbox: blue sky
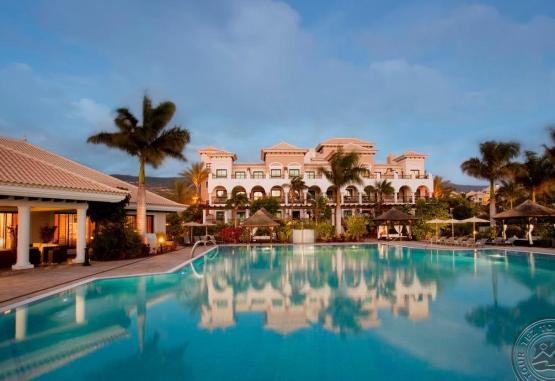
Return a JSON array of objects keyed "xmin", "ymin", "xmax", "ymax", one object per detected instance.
[{"xmin": 1, "ymin": 0, "xmax": 554, "ymax": 184}]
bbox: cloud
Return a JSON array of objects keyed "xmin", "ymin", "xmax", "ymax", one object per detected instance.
[{"xmin": 0, "ymin": 1, "xmax": 554, "ymax": 182}]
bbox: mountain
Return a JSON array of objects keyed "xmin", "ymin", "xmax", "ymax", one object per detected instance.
[
  {"xmin": 451, "ymin": 184, "xmax": 487, "ymax": 193},
  {"xmin": 112, "ymin": 174, "xmax": 179, "ymax": 199}
]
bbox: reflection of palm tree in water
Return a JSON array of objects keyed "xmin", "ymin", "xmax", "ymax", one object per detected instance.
[
  {"xmin": 466, "ymin": 262, "xmax": 555, "ymax": 348},
  {"xmin": 137, "ymin": 277, "xmax": 146, "ymax": 353}
]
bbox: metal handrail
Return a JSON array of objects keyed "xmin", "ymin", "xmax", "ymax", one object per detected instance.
[{"xmin": 191, "ymin": 237, "xmax": 217, "ymax": 258}]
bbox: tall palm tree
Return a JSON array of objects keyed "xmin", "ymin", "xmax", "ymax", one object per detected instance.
[
  {"xmin": 225, "ymin": 193, "xmax": 250, "ymax": 227},
  {"xmin": 496, "ymin": 180, "xmax": 524, "ymax": 209},
  {"xmin": 288, "ymin": 176, "xmax": 306, "ymax": 203},
  {"xmin": 514, "ymin": 151, "xmax": 553, "ymax": 202},
  {"xmin": 180, "ymin": 162, "xmax": 210, "ymax": 204},
  {"xmin": 365, "ymin": 180, "xmax": 395, "ymax": 210},
  {"xmin": 433, "ymin": 176, "xmax": 455, "ymax": 199},
  {"xmin": 319, "ymin": 150, "xmax": 366, "ymax": 236},
  {"xmin": 88, "ymin": 95, "xmax": 190, "ymax": 238},
  {"xmin": 461, "ymin": 141, "xmax": 520, "ymax": 225},
  {"xmin": 308, "ymin": 194, "xmax": 328, "ymax": 223}
]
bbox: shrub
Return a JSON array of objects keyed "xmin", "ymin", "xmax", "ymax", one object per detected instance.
[
  {"xmin": 291, "ymin": 219, "xmax": 315, "ymax": 230},
  {"xmin": 276, "ymin": 224, "xmax": 292, "ymax": 243},
  {"xmin": 91, "ymin": 225, "xmax": 144, "ymax": 260},
  {"xmin": 218, "ymin": 227, "xmax": 244, "ymax": 243},
  {"xmin": 345, "ymin": 215, "xmax": 368, "ymax": 241},
  {"xmin": 250, "ymin": 196, "xmax": 280, "ymax": 215},
  {"xmin": 315, "ymin": 221, "xmax": 334, "ymax": 241}
]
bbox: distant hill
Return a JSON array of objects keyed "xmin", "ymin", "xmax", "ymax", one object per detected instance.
[
  {"xmin": 112, "ymin": 174, "xmax": 179, "ymax": 199},
  {"xmin": 451, "ymin": 184, "xmax": 486, "ymax": 193}
]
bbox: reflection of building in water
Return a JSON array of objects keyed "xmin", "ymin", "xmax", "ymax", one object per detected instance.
[{"xmin": 199, "ymin": 249, "xmax": 437, "ymax": 334}]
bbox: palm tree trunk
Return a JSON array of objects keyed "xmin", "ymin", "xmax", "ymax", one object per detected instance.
[
  {"xmin": 489, "ymin": 180, "xmax": 496, "ymax": 227},
  {"xmin": 233, "ymin": 208, "xmax": 237, "ymax": 228},
  {"xmin": 137, "ymin": 158, "xmax": 147, "ymax": 241},
  {"xmin": 532, "ymin": 188, "xmax": 536, "ymax": 203},
  {"xmin": 335, "ymin": 191, "xmax": 342, "ymax": 236}
]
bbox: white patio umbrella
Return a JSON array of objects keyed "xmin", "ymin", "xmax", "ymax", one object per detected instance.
[
  {"xmin": 426, "ymin": 218, "xmax": 447, "ymax": 238},
  {"xmin": 461, "ymin": 217, "xmax": 489, "ymax": 240},
  {"xmin": 444, "ymin": 218, "xmax": 463, "ymax": 238}
]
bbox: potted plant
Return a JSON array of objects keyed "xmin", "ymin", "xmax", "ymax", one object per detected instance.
[{"xmin": 40, "ymin": 225, "xmax": 57, "ymax": 243}]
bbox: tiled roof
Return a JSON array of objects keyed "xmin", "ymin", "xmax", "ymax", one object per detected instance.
[
  {"xmin": 0, "ymin": 144, "xmax": 125, "ymax": 195},
  {"xmin": 0, "ymin": 137, "xmax": 185, "ymax": 210},
  {"xmin": 318, "ymin": 137, "xmax": 373, "ymax": 146},
  {"xmin": 394, "ymin": 151, "xmax": 428, "ymax": 160},
  {"xmin": 264, "ymin": 141, "xmax": 306, "ymax": 151}
]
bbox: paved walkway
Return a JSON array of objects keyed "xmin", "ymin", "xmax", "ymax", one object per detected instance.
[{"xmin": 0, "ymin": 246, "xmax": 213, "ymax": 310}]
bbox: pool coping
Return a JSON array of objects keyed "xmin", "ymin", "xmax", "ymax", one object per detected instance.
[
  {"xmin": 0, "ymin": 245, "xmax": 219, "ymax": 313},
  {"xmin": 220, "ymin": 240, "xmax": 555, "ymax": 256}
]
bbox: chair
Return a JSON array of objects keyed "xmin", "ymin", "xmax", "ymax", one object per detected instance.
[
  {"xmin": 475, "ymin": 238, "xmax": 487, "ymax": 247},
  {"xmin": 52, "ymin": 246, "xmax": 68, "ymax": 264},
  {"xmin": 29, "ymin": 247, "xmax": 42, "ymax": 265},
  {"xmin": 504, "ymin": 236, "xmax": 518, "ymax": 246}
]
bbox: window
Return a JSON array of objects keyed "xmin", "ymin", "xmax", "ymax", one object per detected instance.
[
  {"xmin": 270, "ymin": 169, "xmax": 281, "ymax": 178},
  {"xmin": 253, "ymin": 191, "xmax": 264, "ymax": 200},
  {"xmin": 271, "ymin": 189, "xmax": 282, "ymax": 198},
  {"xmin": 215, "ymin": 169, "xmax": 227, "ymax": 178},
  {"xmin": 125, "ymin": 215, "xmax": 154, "ymax": 234},
  {"xmin": 289, "ymin": 168, "xmax": 300, "ymax": 177},
  {"xmin": 216, "ymin": 189, "xmax": 226, "ymax": 198},
  {"xmin": 306, "ymin": 171, "xmax": 315, "ymax": 179},
  {"xmin": 252, "ymin": 171, "xmax": 264, "ymax": 179},
  {"xmin": 237, "ymin": 212, "xmax": 246, "ymax": 221},
  {"xmin": 55, "ymin": 213, "xmax": 77, "ymax": 246},
  {"xmin": 0, "ymin": 212, "xmax": 17, "ymax": 249},
  {"xmin": 216, "ymin": 211, "xmax": 225, "ymax": 222},
  {"xmin": 234, "ymin": 171, "xmax": 246, "ymax": 179}
]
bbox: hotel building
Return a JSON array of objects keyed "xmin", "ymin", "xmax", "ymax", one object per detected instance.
[{"xmin": 199, "ymin": 138, "xmax": 433, "ymax": 223}]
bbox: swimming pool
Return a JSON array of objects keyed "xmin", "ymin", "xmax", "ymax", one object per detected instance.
[{"xmin": 1, "ymin": 244, "xmax": 554, "ymax": 380}]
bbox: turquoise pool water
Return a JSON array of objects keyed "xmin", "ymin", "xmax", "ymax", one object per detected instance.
[{"xmin": 1, "ymin": 244, "xmax": 554, "ymax": 380}]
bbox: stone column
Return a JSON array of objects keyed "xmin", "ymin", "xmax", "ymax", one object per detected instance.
[
  {"xmin": 74, "ymin": 205, "xmax": 88, "ymax": 264},
  {"xmin": 394, "ymin": 192, "xmax": 398, "ymax": 204},
  {"xmin": 13, "ymin": 204, "xmax": 32, "ymax": 270}
]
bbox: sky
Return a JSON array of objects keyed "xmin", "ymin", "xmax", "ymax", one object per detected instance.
[{"xmin": 1, "ymin": 0, "xmax": 555, "ymax": 184}]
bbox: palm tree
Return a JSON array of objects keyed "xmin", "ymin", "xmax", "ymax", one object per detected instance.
[
  {"xmin": 514, "ymin": 151, "xmax": 553, "ymax": 202},
  {"xmin": 172, "ymin": 180, "xmax": 195, "ymax": 204},
  {"xmin": 88, "ymin": 95, "xmax": 190, "ymax": 238},
  {"xmin": 496, "ymin": 180, "xmax": 524, "ymax": 209},
  {"xmin": 319, "ymin": 150, "xmax": 366, "ymax": 236},
  {"xmin": 433, "ymin": 175, "xmax": 455, "ymax": 199},
  {"xmin": 365, "ymin": 180, "xmax": 395, "ymax": 210},
  {"xmin": 461, "ymin": 141, "xmax": 520, "ymax": 225},
  {"xmin": 288, "ymin": 176, "xmax": 306, "ymax": 203},
  {"xmin": 544, "ymin": 128, "xmax": 555, "ymax": 163},
  {"xmin": 308, "ymin": 194, "xmax": 329, "ymax": 222},
  {"xmin": 225, "ymin": 193, "xmax": 250, "ymax": 227},
  {"xmin": 180, "ymin": 162, "xmax": 210, "ymax": 204}
]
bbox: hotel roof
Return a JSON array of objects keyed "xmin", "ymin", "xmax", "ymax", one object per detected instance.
[{"xmin": 0, "ymin": 136, "xmax": 185, "ymax": 211}]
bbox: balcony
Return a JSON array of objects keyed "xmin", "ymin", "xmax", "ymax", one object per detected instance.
[
  {"xmin": 343, "ymin": 196, "xmax": 359, "ymax": 204},
  {"xmin": 212, "ymin": 197, "xmax": 228, "ymax": 204}
]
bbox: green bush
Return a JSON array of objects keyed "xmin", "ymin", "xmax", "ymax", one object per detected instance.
[
  {"xmin": 345, "ymin": 215, "xmax": 368, "ymax": 241},
  {"xmin": 291, "ymin": 219, "xmax": 316, "ymax": 230},
  {"xmin": 315, "ymin": 221, "xmax": 334, "ymax": 241},
  {"xmin": 250, "ymin": 196, "xmax": 280, "ymax": 215},
  {"xmin": 91, "ymin": 225, "xmax": 144, "ymax": 260},
  {"xmin": 276, "ymin": 224, "xmax": 292, "ymax": 243}
]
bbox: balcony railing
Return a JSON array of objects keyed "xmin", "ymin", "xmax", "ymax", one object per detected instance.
[
  {"xmin": 343, "ymin": 196, "xmax": 359, "ymax": 203},
  {"xmin": 212, "ymin": 197, "xmax": 228, "ymax": 204}
]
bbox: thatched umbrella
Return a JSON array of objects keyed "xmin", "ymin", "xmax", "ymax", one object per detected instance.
[
  {"xmin": 374, "ymin": 208, "xmax": 417, "ymax": 239},
  {"xmin": 242, "ymin": 208, "xmax": 280, "ymax": 242},
  {"xmin": 494, "ymin": 200, "xmax": 555, "ymax": 244}
]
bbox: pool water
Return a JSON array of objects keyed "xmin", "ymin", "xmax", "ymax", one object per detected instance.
[{"xmin": 1, "ymin": 244, "xmax": 554, "ymax": 381}]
